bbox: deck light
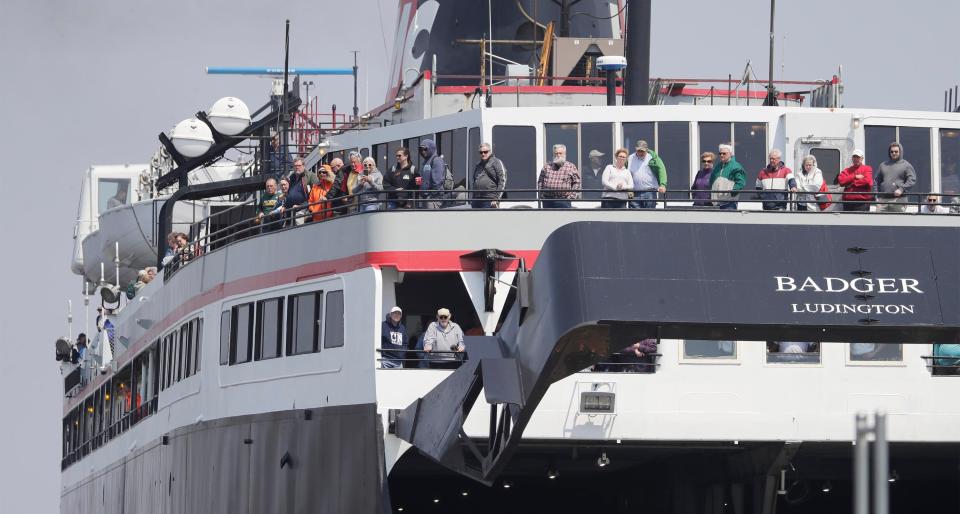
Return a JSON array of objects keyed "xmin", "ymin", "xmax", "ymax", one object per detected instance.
[
  {"xmin": 547, "ymin": 467, "xmax": 559, "ymax": 480},
  {"xmin": 207, "ymin": 97, "xmax": 251, "ymax": 136},
  {"xmin": 169, "ymin": 118, "xmax": 214, "ymax": 158},
  {"xmin": 597, "ymin": 451, "xmax": 610, "ymax": 468},
  {"xmin": 460, "ymin": 490, "xmax": 469, "ymax": 496},
  {"xmin": 821, "ymin": 481, "xmax": 832, "ymax": 493},
  {"xmin": 433, "ymin": 498, "xmax": 439, "ymax": 503},
  {"xmin": 888, "ymin": 470, "xmax": 898, "ymax": 483},
  {"xmin": 502, "ymin": 481, "xmax": 512, "ymax": 489}
]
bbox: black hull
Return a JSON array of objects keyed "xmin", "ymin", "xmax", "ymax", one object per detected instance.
[{"xmin": 61, "ymin": 404, "xmax": 389, "ymax": 514}]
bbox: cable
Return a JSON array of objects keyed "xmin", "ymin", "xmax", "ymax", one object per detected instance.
[
  {"xmin": 374, "ymin": 0, "xmax": 390, "ymax": 63},
  {"xmin": 571, "ymin": 0, "xmax": 627, "ymax": 21}
]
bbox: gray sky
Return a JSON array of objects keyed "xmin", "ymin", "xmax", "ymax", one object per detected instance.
[{"xmin": 1, "ymin": 0, "xmax": 957, "ymax": 512}]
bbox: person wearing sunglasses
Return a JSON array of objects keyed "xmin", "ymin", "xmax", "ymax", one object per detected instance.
[
  {"xmin": 356, "ymin": 157, "xmax": 384, "ymax": 212},
  {"xmin": 920, "ymin": 194, "xmax": 949, "ymax": 214},
  {"xmin": 471, "ymin": 143, "xmax": 507, "ymax": 208},
  {"xmin": 384, "ymin": 147, "xmax": 417, "ymax": 209},
  {"xmin": 691, "ymin": 152, "xmax": 715, "ymax": 207},
  {"xmin": 423, "ymin": 308, "xmax": 465, "ymax": 369}
]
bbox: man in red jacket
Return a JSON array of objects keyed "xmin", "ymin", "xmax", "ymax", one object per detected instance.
[{"xmin": 837, "ymin": 149, "xmax": 874, "ymax": 212}]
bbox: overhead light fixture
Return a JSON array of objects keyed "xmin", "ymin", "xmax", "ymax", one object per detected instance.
[
  {"xmin": 888, "ymin": 470, "xmax": 898, "ymax": 483},
  {"xmin": 396, "ymin": 508, "xmax": 403, "ymax": 512},
  {"xmin": 169, "ymin": 118, "xmax": 214, "ymax": 158},
  {"xmin": 821, "ymin": 480, "xmax": 832, "ymax": 493},
  {"xmin": 432, "ymin": 498, "xmax": 439, "ymax": 504},
  {"xmin": 502, "ymin": 481, "xmax": 512, "ymax": 489},
  {"xmin": 597, "ymin": 451, "xmax": 610, "ymax": 468},
  {"xmin": 547, "ymin": 467, "xmax": 559, "ymax": 480},
  {"xmin": 460, "ymin": 490, "xmax": 469, "ymax": 497},
  {"xmin": 207, "ymin": 97, "xmax": 251, "ymax": 136}
]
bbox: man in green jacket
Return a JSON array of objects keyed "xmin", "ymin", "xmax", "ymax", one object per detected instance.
[
  {"xmin": 628, "ymin": 140, "xmax": 668, "ymax": 208},
  {"xmin": 709, "ymin": 144, "xmax": 746, "ymax": 210}
]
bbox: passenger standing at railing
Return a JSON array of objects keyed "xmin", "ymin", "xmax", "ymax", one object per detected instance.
[
  {"xmin": 357, "ymin": 157, "xmax": 384, "ymax": 212},
  {"xmin": 418, "ymin": 139, "xmax": 447, "ymax": 209},
  {"xmin": 710, "ymin": 144, "xmax": 746, "ymax": 210},
  {"xmin": 794, "ymin": 155, "xmax": 830, "ymax": 211},
  {"xmin": 837, "ymin": 149, "xmax": 874, "ymax": 212},
  {"xmin": 384, "ymin": 148, "xmax": 417, "ymax": 209},
  {"xmin": 266, "ymin": 134, "xmax": 292, "ymax": 180},
  {"xmin": 538, "ymin": 144, "xmax": 581, "ymax": 208},
  {"xmin": 755, "ymin": 149, "xmax": 797, "ymax": 211},
  {"xmin": 338, "ymin": 152, "xmax": 364, "ymax": 213},
  {"xmin": 472, "ymin": 143, "xmax": 507, "ymax": 209},
  {"xmin": 600, "ymin": 148, "xmax": 633, "ymax": 208},
  {"xmin": 307, "ymin": 165, "xmax": 335, "ymax": 222},
  {"xmin": 627, "ymin": 140, "xmax": 667, "ymax": 209},
  {"xmin": 284, "ymin": 158, "xmax": 319, "ymax": 225},
  {"xmin": 380, "ymin": 306, "xmax": 407, "ymax": 369},
  {"xmin": 875, "ymin": 142, "xmax": 917, "ymax": 212},
  {"xmin": 582, "ymin": 150, "xmax": 606, "ymax": 200},
  {"xmin": 256, "ymin": 177, "xmax": 284, "ymax": 232},
  {"xmin": 423, "ymin": 308, "xmax": 465, "ymax": 369},
  {"xmin": 691, "ymin": 152, "xmax": 715, "ymax": 207}
]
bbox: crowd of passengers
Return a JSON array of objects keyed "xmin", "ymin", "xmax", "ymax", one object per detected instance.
[{"xmin": 254, "ymin": 138, "xmax": 958, "ymax": 225}]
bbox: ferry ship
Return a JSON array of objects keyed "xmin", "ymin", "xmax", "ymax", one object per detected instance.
[{"xmin": 58, "ymin": 1, "xmax": 960, "ymax": 513}]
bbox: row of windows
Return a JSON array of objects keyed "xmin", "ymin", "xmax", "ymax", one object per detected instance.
[
  {"xmin": 682, "ymin": 340, "xmax": 903, "ymax": 363},
  {"xmin": 63, "ymin": 316, "xmax": 203, "ymax": 468},
  {"xmin": 160, "ymin": 317, "xmax": 202, "ymax": 391},
  {"xmin": 347, "ymin": 122, "xmax": 960, "ymax": 201},
  {"xmin": 219, "ymin": 290, "xmax": 345, "ymax": 366}
]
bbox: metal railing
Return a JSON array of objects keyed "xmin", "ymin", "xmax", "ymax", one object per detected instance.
[
  {"xmin": 920, "ymin": 355, "xmax": 960, "ymax": 376},
  {"xmin": 375, "ymin": 348, "xmax": 661, "ymax": 373},
  {"xmin": 161, "ymin": 187, "xmax": 959, "ymax": 279}
]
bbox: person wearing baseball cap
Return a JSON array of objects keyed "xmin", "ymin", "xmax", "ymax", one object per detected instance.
[
  {"xmin": 838, "ymin": 149, "xmax": 874, "ymax": 212},
  {"xmin": 380, "ymin": 306, "xmax": 407, "ymax": 368},
  {"xmin": 582, "ymin": 149, "xmax": 607, "ymax": 200},
  {"xmin": 423, "ymin": 308, "xmax": 465, "ymax": 368}
]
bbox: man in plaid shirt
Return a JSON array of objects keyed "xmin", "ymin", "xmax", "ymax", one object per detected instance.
[{"xmin": 538, "ymin": 143, "xmax": 581, "ymax": 208}]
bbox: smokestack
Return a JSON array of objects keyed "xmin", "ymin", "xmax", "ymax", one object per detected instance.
[{"xmin": 624, "ymin": 0, "xmax": 651, "ymax": 105}]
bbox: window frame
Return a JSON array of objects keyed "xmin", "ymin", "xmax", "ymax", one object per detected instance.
[
  {"xmin": 255, "ymin": 297, "xmax": 284, "ymax": 360},
  {"xmin": 286, "ymin": 291, "xmax": 323, "ymax": 356},
  {"xmin": 845, "ymin": 342, "xmax": 906, "ymax": 367},
  {"xmin": 678, "ymin": 339, "xmax": 741, "ymax": 365},
  {"xmin": 323, "ymin": 290, "xmax": 345, "ymax": 349},
  {"xmin": 763, "ymin": 341, "xmax": 822, "ymax": 367}
]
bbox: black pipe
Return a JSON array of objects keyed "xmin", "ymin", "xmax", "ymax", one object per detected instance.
[
  {"xmin": 623, "ymin": 0, "xmax": 651, "ymax": 105},
  {"xmin": 605, "ymin": 69, "xmax": 617, "ymax": 106},
  {"xmin": 156, "ymin": 176, "xmax": 266, "ymax": 269}
]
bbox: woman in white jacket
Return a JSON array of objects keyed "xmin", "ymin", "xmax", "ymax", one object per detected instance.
[
  {"xmin": 794, "ymin": 155, "xmax": 828, "ymax": 211},
  {"xmin": 600, "ymin": 148, "xmax": 634, "ymax": 208}
]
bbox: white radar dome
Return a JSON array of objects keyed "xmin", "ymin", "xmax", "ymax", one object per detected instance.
[
  {"xmin": 170, "ymin": 118, "xmax": 214, "ymax": 158},
  {"xmin": 207, "ymin": 97, "xmax": 251, "ymax": 136},
  {"xmin": 597, "ymin": 55, "xmax": 628, "ymax": 72}
]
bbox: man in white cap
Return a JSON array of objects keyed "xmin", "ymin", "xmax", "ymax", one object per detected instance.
[
  {"xmin": 582, "ymin": 149, "xmax": 606, "ymax": 199},
  {"xmin": 627, "ymin": 140, "xmax": 667, "ymax": 208},
  {"xmin": 837, "ymin": 149, "xmax": 874, "ymax": 212},
  {"xmin": 380, "ymin": 306, "xmax": 407, "ymax": 368},
  {"xmin": 423, "ymin": 307, "xmax": 465, "ymax": 369}
]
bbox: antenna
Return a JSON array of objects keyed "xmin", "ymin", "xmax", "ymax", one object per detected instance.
[
  {"xmin": 763, "ymin": 0, "xmax": 778, "ymax": 106},
  {"xmin": 67, "ymin": 300, "xmax": 73, "ymax": 342},
  {"xmin": 114, "ymin": 241, "xmax": 121, "ymax": 290}
]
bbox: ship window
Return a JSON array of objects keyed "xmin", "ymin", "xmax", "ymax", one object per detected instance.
[
  {"xmin": 324, "ymin": 290, "xmax": 345, "ymax": 349},
  {"xmin": 940, "ymin": 128, "xmax": 960, "ymax": 195},
  {"xmin": 373, "ymin": 142, "xmax": 388, "ymax": 170},
  {"xmin": 150, "ymin": 340, "xmax": 160, "ymax": 399},
  {"xmin": 255, "ymin": 298, "xmax": 284, "ymax": 360},
  {"xmin": 193, "ymin": 318, "xmax": 202, "ymax": 374},
  {"xmin": 97, "ymin": 178, "xmax": 131, "ymax": 214},
  {"xmin": 580, "ymin": 122, "xmax": 615, "ymax": 200},
  {"xmin": 698, "ymin": 122, "xmax": 730, "ymax": 158},
  {"xmin": 849, "ymin": 343, "xmax": 902, "ymax": 362},
  {"xmin": 898, "ymin": 127, "xmax": 931, "ymax": 197},
  {"xmin": 766, "ymin": 341, "xmax": 820, "ymax": 364},
  {"xmin": 867, "ymin": 125, "xmax": 932, "ymax": 198},
  {"xmin": 219, "ymin": 310, "xmax": 231, "ymax": 365},
  {"xmin": 181, "ymin": 323, "xmax": 192, "ymax": 377},
  {"xmin": 467, "ymin": 127, "xmax": 481, "ymax": 181},
  {"xmin": 232, "ymin": 303, "xmax": 253, "ymax": 364},
  {"xmin": 287, "ymin": 292, "xmax": 322, "ymax": 355},
  {"xmin": 452, "ymin": 127, "xmax": 468, "ymax": 186},
  {"xmin": 172, "ymin": 329, "xmax": 182, "ymax": 382},
  {"xmin": 658, "ymin": 121, "xmax": 692, "ymax": 198},
  {"xmin": 682, "ymin": 340, "xmax": 737, "ymax": 360},
  {"xmin": 733, "ymin": 122, "xmax": 767, "ymax": 191},
  {"xmin": 865, "ymin": 126, "xmax": 896, "ymax": 174},
  {"xmin": 622, "ymin": 122, "xmax": 655, "ymax": 153},
  {"xmin": 810, "ymin": 148, "xmax": 842, "ymax": 185},
  {"xmin": 493, "ymin": 125, "xmax": 536, "ymax": 199},
  {"xmin": 164, "ymin": 333, "xmax": 174, "ymax": 388}
]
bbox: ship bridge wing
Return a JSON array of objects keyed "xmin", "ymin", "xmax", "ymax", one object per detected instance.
[{"xmin": 394, "ymin": 220, "xmax": 960, "ymax": 484}]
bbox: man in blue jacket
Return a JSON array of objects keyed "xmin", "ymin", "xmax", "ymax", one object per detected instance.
[
  {"xmin": 418, "ymin": 139, "xmax": 447, "ymax": 209},
  {"xmin": 380, "ymin": 306, "xmax": 407, "ymax": 368}
]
